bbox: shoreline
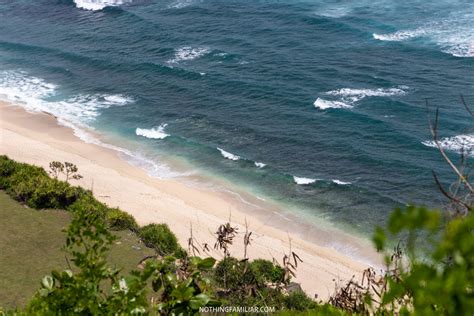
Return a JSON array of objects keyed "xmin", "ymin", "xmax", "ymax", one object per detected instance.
[{"xmin": 0, "ymin": 101, "xmax": 382, "ymax": 299}]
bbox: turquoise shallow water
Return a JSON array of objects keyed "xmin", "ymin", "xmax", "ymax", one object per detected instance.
[{"xmin": 0, "ymin": 0, "xmax": 473, "ymax": 236}]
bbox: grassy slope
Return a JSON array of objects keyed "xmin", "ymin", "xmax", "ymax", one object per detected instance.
[{"xmin": 0, "ymin": 191, "xmax": 154, "ymax": 309}]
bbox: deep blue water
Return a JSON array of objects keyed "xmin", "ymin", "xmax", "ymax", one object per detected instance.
[{"xmin": 0, "ymin": 0, "xmax": 473, "ymax": 235}]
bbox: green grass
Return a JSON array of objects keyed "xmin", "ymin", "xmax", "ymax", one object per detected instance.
[{"xmin": 0, "ymin": 191, "xmax": 154, "ymax": 309}]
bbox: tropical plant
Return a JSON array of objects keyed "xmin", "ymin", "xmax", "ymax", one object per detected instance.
[{"xmin": 139, "ymin": 223, "xmax": 184, "ymax": 257}]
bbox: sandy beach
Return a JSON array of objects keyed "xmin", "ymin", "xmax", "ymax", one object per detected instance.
[{"xmin": 0, "ymin": 101, "xmax": 380, "ymax": 299}]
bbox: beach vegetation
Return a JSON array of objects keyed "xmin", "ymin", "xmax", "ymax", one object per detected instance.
[
  {"xmin": 139, "ymin": 223, "xmax": 184, "ymax": 257},
  {"xmin": 67, "ymin": 193, "xmax": 109, "ymax": 219},
  {"xmin": 48, "ymin": 161, "xmax": 64, "ymax": 179},
  {"xmin": 0, "ymin": 157, "xmax": 81, "ymax": 209},
  {"xmin": 107, "ymin": 207, "xmax": 139, "ymax": 231},
  {"xmin": 211, "ymin": 256, "xmax": 313, "ymax": 310},
  {"xmin": 49, "ymin": 161, "xmax": 83, "ymax": 183},
  {"xmin": 249, "ymin": 259, "xmax": 286, "ymax": 285}
]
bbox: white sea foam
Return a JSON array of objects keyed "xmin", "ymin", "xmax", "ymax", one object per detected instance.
[
  {"xmin": 332, "ymin": 179, "xmax": 351, "ymax": 185},
  {"xmin": 168, "ymin": 0, "xmax": 196, "ymax": 9},
  {"xmin": 314, "ymin": 98, "xmax": 352, "ymax": 110},
  {"xmin": 314, "ymin": 87, "xmax": 407, "ymax": 110},
  {"xmin": 254, "ymin": 162, "xmax": 266, "ymax": 168},
  {"xmin": 136, "ymin": 124, "xmax": 169, "ymax": 140},
  {"xmin": 293, "ymin": 177, "xmax": 317, "ymax": 185},
  {"xmin": 373, "ymin": 14, "xmax": 474, "ymax": 58},
  {"xmin": 326, "ymin": 87, "xmax": 407, "ymax": 101},
  {"xmin": 373, "ymin": 29, "xmax": 427, "ymax": 42},
  {"xmin": 73, "ymin": 0, "xmax": 133, "ymax": 11},
  {"xmin": 74, "ymin": 126, "xmax": 185, "ymax": 179},
  {"xmin": 217, "ymin": 148, "xmax": 240, "ymax": 161},
  {"xmin": 168, "ymin": 46, "xmax": 210, "ymax": 64},
  {"xmin": 422, "ymin": 134, "xmax": 474, "ymax": 156},
  {"xmin": 0, "ymin": 71, "xmax": 132, "ymax": 127}
]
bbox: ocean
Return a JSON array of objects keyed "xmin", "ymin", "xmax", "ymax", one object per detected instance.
[{"xmin": 0, "ymin": 0, "xmax": 473, "ymax": 239}]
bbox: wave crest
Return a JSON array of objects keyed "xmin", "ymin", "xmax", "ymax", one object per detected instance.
[
  {"xmin": 73, "ymin": 0, "xmax": 133, "ymax": 11},
  {"xmin": 422, "ymin": 134, "xmax": 474, "ymax": 156},
  {"xmin": 373, "ymin": 29, "xmax": 427, "ymax": 42},
  {"xmin": 315, "ymin": 87, "xmax": 407, "ymax": 110},
  {"xmin": 293, "ymin": 177, "xmax": 317, "ymax": 185},
  {"xmin": 314, "ymin": 98, "xmax": 352, "ymax": 110},
  {"xmin": 168, "ymin": 46, "xmax": 210, "ymax": 64},
  {"xmin": 332, "ymin": 179, "xmax": 351, "ymax": 185},
  {"xmin": 217, "ymin": 148, "xmax": 240, "ymax": 161},
  {"xmin": 136, "ymin": 124, "xmax": 169, "ymax": 140},
  {"xmin": 373, "ymin": 15, "xmax": 474, "ymax": 58}
]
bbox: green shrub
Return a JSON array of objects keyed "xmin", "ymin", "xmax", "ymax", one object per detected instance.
[
  {"xmin": 249, "ymin": 259, "xmax": 285, "ymax": 285},
  {"xmin": 283, "ymin": 290, "xmax": 317, "ymax": 311},
  {"xmin": 67, "ymin": 194, "xmax": 109, "ymax": 219},
  {"xmin": 7, "ymin": 170, "xmax": 80, "ymax": 209},
  {"xmin": 213, "ymin": 257, "xmax": 246, "ymax": 290},
  {"xmin": 0, "ymin": 155, "xmax": 18, "ymax": 184},
  {"xmin": 4, "ymin": 164, "xmax": 48, "ymax": 202},
  {"xmin": 28, "ymin": 178, "xmax": 81, "ymax": 209},
  {"xmin": 172, "ymin": 246, "xmax": 187, "ymax": 259},
  {"xmin": 0, "ymin": 156, "xmax": 82, "ymax": 209},
  {"xmin": 139, "ymin": 223, "xmax": 182, "ymax": 256},
  {"xmin": 214, "ymin": 258, "xmax": 285, "ymax": 291},
  {"xmin": 106, "ymin": 208, "xmax": 138, "ymax": 231}
]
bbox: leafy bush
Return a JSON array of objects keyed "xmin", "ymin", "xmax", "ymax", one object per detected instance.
[
  {"xmin": 0, "ymin": 156, "xmax": 82, "ymax": 209},
  {"xmin": 139, "ymin": 223, "xmax": 182, "ymax": 256},
  {"xmin": 213, "ymin": 257, "xmax": 246, "ymax": 290},
  {"xmin": 214, "ymin": 257, "xmax": 286, "ymax": 290},
  {"xmin": 0, "ymin": 155, "xmax": 142, "ymax": 231},
  {"xmin": 3, "ymin": 162, "xmax": 48, "ymax": 202},
  {"xmin": 28, "ymin": 179, "xmax": 81, "ymax": 209},
  {"xmin": 212, "ymin": 257, "xmax": 305, "ymax": 309},
  {"xmin": 106, "ymin": 208, "xmax": 138, "ymax": 231},
  {"xmin": 249, "ymin": 259, "xmax": 285, "ymax": 285},
  {"xmin": 0, "ymin": 155, "xmax": 18, "ymax": 183},
  {"xmin": 67, "ymin": 194, "xmax": 109, "ymax": 219},
  {"xmin": 283, "ymin": 290, "xmax": 318, "ymax": 311},
  {"xmin": 151, "ymin": 256, "xmax": 219, "ymax": 314}
]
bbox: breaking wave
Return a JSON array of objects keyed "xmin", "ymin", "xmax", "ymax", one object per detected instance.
[
  {"xmin": 167, "ymin": 46, "xmax": 210, "ymax": 64},
  {"xmin": 217, "ymin": 148, "xmax": 240, "ymax": 161},
  {"xmin": 373, "ymin": 29, "xmax": 426, "ymax": 42},
  {"xmin": 136, "ymin": 124, "xmax": 169, "ymax": 140},
  {"xmin": 293, "ymin": 177, "xmax": 317, "ymax": 185},
  {"xmin": 373, "ymin": 14, "xmax": 474, "ymax": 58},
  {"xmin": 314, "ymin": 98, "xmax": 352, "ymax": 110},
  {"xmin": 422, "ymin": 134, "xmax": 474, "ymax": 156},
  {"xmin": 73, "ymin": 0, "xmax": 133, "ymax": 11},
  {"xmin": 315, "ymin": 87, "xmax": 407, "ymax": 110},
  {"xmin": 0, "ymin": 71, "xmax": 132, "ymax": 127},
  {"xmin": 332, "ymin": 179, "xmax": 351, "ymax": 185}
]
